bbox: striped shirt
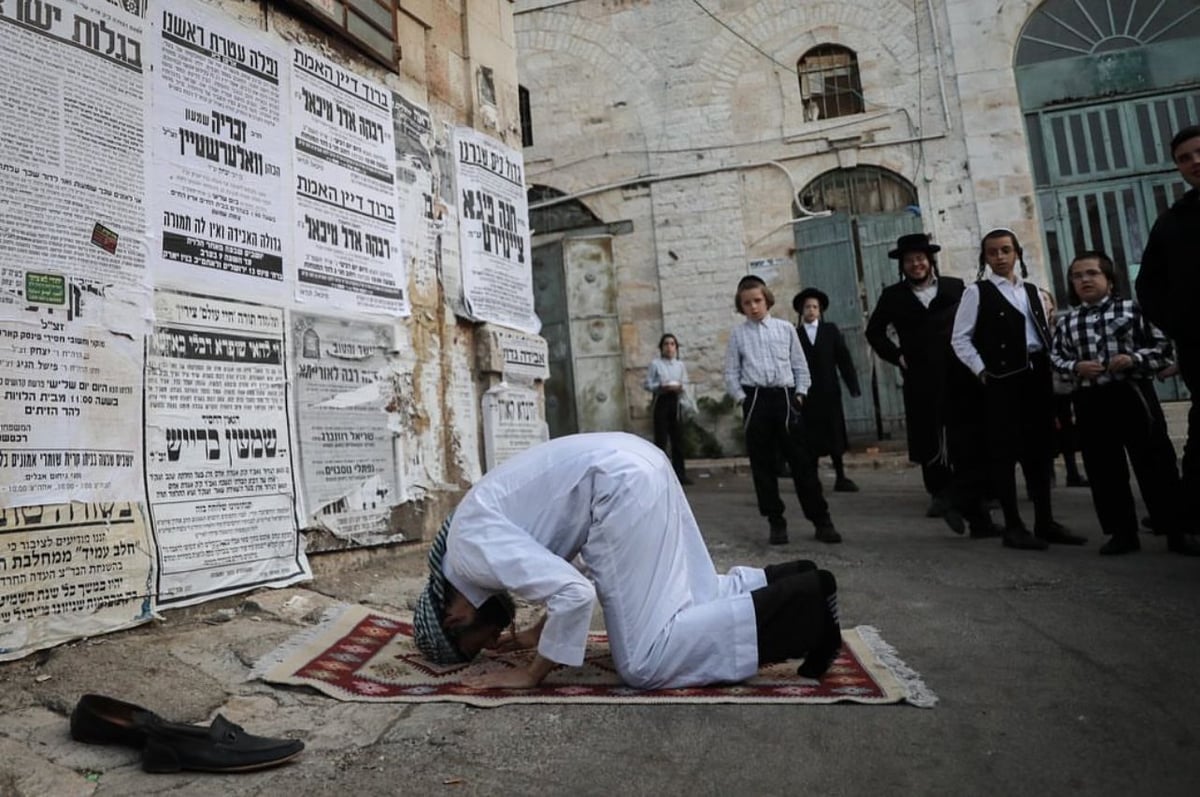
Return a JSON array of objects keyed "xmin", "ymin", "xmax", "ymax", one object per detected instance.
[
  {"xmin": 723, "ymin": 315, "xmax": 811, "ymax": 403},
  {"xmin": 1050, "ymin": 297, "xmax": 1172, "ymax": 387}
]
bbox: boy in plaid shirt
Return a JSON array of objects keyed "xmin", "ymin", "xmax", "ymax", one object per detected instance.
[{"xmin": 1050, "ymin": 251, "xmax": 1200, "ymax": 556}]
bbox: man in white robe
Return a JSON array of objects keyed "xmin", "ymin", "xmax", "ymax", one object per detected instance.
[{"xmin": 413, "ymin": 432, "xmax": 841, "ymax": 690}]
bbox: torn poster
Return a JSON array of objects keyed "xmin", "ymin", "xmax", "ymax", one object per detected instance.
[{"xmin": 292, "ymin": 312, "xmax": 399, "ymax": 540}]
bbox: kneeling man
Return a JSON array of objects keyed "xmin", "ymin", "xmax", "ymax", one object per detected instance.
[{"xmin": 413, "ymin": 433, "xmax": 841, "ymax": 690}]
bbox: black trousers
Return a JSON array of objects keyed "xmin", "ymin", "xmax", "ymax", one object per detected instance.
[
  {"xmin": 1177, "ymin": 343, "xmax": 1200, "ymax": 523},
  {"xmin": 1074, "ymin": 380, "xmax": 1183, "ymax": 541},
  {"xmin": 652, "ymin": 392, "xmax": 686, "ymax": 479},
  {"xmin": 742, "ymin": 386, "xmax": 830, "ymax": 526},
  {"xmin": 983, "ymin": 353, "xmax": 1056, "ymax": 531},
  {"xmin": 752, "ymin": 569, "xmax": 825, "ymax": 665}
]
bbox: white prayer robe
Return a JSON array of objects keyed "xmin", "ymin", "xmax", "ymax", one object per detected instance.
[{"xmin": 444, "ymin": 432, "xmax": 766, "ymax": 689}]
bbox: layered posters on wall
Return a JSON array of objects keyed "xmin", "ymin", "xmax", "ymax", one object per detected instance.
[
  {"xmin": 0, "ymin": 501, "xmax": 155, "ymax": 662},
  {"xmin": 292, "ymin": 47, "xmax": 408, "ymax": 316},
  {"xmin": 453, "ymin": 126, "xmax": 538, "ymax": 333},
  {"xmin": 148, "ymin": 0, "xmax": 291, "ymax": 302},
  {"xmin": 0, "ymin": 0, "xmax": 147, "ymax": 508},
  {"xmin": 145, "ymin": 291, "xmax": 310, "ymax": 607},
  {"xmin": 292, "ymin": 313, "xmax": 399, "ymax": 540}
]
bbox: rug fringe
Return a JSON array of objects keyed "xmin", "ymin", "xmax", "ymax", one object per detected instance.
[
  {"xmin": 854, "ymin": 625, "xmax": 938, "ymax": 708},
  {"xmin": 248, "ymin": 603, "xmax": 353, "ymax": 682}
]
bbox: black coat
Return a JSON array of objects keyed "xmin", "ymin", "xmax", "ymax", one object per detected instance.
[
  {"xmin": 865, "ymin": 276, "xmax": 965, "ymax": 463},
  {"xmin": 797, "ymin": 321, "xmax": 861, "ymax": 457},
  {"xmin": 1136, "ymin": 188, "xmax": 1200, "ymax": 346}
]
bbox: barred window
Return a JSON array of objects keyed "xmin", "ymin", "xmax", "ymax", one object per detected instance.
[
  {"xmin": 798, "ymin": 45, "xmax": 864, "ymax": 122},
  {"xmin": 279, "ymin": 0, "xmax": 398, "ymax": 70}
]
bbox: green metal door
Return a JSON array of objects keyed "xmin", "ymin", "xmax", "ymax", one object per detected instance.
[
  {"xmin": 531, "ymin": 242, "xmax": 578, "ymax": 437},
  {"xmin": 856, "ymin": 212, "xmax": 924, "ymax": 440},
  {"xmin": 793, "ymin": 214, "xmax": 876, "ymax": 438},
  {"xmin": 793, "ymin": 212, "xmax": 919, "ymax": 440}
]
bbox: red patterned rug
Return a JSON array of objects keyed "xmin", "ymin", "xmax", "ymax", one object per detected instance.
[{"xmin": 253, "ymin": 605, "xmax": 936, "ymax": 707}]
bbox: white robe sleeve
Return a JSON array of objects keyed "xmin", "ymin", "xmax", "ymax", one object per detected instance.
[{"xmin": 448, "ymin": 523, "xmax": 596, "ymax": 667}]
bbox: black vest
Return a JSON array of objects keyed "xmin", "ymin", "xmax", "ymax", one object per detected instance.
[{"xmin": 972, "ymin": 281, "xmax": 1051, "ymax": 378}]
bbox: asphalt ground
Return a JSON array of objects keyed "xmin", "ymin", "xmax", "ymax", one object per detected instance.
[{"xmin": 2, "ymin": 450, "xmax": 1199, "ymax": 796}]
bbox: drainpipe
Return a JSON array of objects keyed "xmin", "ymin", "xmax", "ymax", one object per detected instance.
[{"xmin": 925, "ymin": 0, "xmax": 953, "ymax": 134}]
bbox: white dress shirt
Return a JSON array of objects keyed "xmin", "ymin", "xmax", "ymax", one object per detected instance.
[
  {"xmin": 444, "ymin": 433, "xmax": 765, "ymax": 689},
  {"xmin": 951, "ymin": 273, "xmax": 1045, "ymax": 376},
  {"xmin": 723, "ymin": 314, "xmax": 812, "ymax": 403},
  {"xmin": 803, "ymin": 321, "xmax": 819, "ymax": 344},
  {"xmin": 911, "ymin": 277, "xmax": 938, "ymax": 308}
]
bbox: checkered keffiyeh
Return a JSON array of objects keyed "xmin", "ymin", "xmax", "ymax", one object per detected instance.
[{"xmin": 413, "ymin": 514, "xmax": 469, "ymax": 665}]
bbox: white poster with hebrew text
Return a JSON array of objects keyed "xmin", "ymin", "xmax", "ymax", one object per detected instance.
[{"xmin": 144, "ymin": 291, "xmax": 309, "ymax": 607}]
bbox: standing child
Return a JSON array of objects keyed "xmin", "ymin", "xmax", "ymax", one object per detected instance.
[
  {"xmin": 644, "ymin": 333, "xmax": 693, "ymax": 485},
  {"xmin": 793, "ymin": 288, "xmax": 862, "ymax": 492},
  {"xmin": 724, "ymin": 276, "xmax": 840, "ymax": 545},
  {"xmin": 1050, "ymin": 252, "xmax": 1200, "ymax": 556},
  {"xmin": 951, "ymin": 228, "xmax": 1085, "ymax": 550}
]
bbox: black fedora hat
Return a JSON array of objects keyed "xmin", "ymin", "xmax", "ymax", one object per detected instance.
[
  {"xmin": 888, "ymin": 233, "xmax": 941, "ymax": 260},
  {"xmin": 793, "ymin": 288, "xmax": 830, "ymax": 313}
]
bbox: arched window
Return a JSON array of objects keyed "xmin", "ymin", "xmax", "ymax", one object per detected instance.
[
  {"xmin": 797, "ymin": 44, "xmax": 864, "ymax": 121},
  {"xmin": 527, "ymin": 185, "xmax": 602, "ymax": 236},
  {"xmin": 798, "ymin": 166, "xmax": 917, "ymax": 215},
  {"xmin": 1017, "ymin": 0, "xmax": 1200, "ymax": 65}
]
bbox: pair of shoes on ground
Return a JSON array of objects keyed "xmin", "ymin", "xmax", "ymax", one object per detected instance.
[
  {"xmin": 832, "ymin": 477, "xmax": 859, "ymax": 493},
  {"xmin": 767, "ymin": 516, "xmax": 842, "ymax": 545},
  {"xmin": 1099, "ymin": 535, "xmax": 1200, "ymax": 556},
  {"xmin": 1002, "ymin": 521, "xmax": 1087, "ymax": 550},
  {"xmin": 944, "ymin": 510, "xmax": 1004, "ymax": 539},
  {"xmin": 1065, "ymin": 474, "xmax": 1090, "ymax": 488},
  {"xmin": 70, "ymin": 694, "xmax": 304, "ymax": 773}
]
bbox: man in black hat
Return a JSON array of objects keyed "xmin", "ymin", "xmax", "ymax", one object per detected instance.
[
  {"xmin": 865, "ymin": 233, "xmax": 965, "ymax": 518},
  {"xmin": 794, "ymin": 287, "xmax": 862, "ymax": 492}
]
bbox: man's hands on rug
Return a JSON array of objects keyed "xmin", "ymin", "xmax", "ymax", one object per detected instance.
[
  {"xmin": 487, "ymin": 615, "xmax": 546, "ymax": 653},
  {"xmin": 464, "ymin": 653, "xmax": 558, "ymax": 690}
]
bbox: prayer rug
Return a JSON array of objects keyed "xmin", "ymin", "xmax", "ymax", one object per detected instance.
[{"xmin": 253, "ymin": 604, "xmax": 937, "ymax": 708}]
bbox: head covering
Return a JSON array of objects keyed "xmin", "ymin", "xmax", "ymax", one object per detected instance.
[
  {"xmin": 793, "ymin": 288, "xmax": 830, "ymax": 314},
  {"xmin": 887, "ymin": 233, "xmax": 941, "ymax": 260},
  {"xmin": 412, "ymin": 514, "xmax": 469, "ymax": 665}
]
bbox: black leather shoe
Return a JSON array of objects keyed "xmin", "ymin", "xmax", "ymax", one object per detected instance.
[
  {"xmin": 1099, "ymin": 536, "xmax": 1140, "ymax": 555},
  {"xmin": 968, "ymin": 520, "xmax": 1004, "ymax": 539},
  {"xmin": 1035, "ymin": 521, "xmax": 1087, "ymax": 546},
  {"xmin": 70, "ymin": 694, "xmax": 304, "ymax": 774},
  {"xmin": 139, "ymin": 714, "xmax": 305, "ymax": 773},
  {"xmin": 1167, "ymin": 536, "xmax": 1200, "ymax": 557},
  {"xmin": 768, "ymin": 515, "xmax": 788, "ymax": 545},
  {"xmin": 1002, "ymin": 528, "xmax": 1049, "ymax": 550},
  {"xmin": 942, "ymin": 505, "xmax": 966, "ymax": 535},
  {"xmin": 925, "ymin": 497, "xmax": 948, "ymax": 518},
  {"xmin": 833, "ymin": 477, "xmax": 859, "ymax": 493},
  {"xmin": 814, "ymin": 523, "xmax": 842, "ymax": 544}
]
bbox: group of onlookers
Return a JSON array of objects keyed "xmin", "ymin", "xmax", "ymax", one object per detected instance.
[{"xmin": 645, "ymin": 124, "xmax": 1200, "ymax": 557}]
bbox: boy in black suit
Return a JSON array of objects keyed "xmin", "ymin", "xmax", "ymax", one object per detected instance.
[{"xmin": 794, "ymin": 288, "xmax": 862, "ymax": 492}]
